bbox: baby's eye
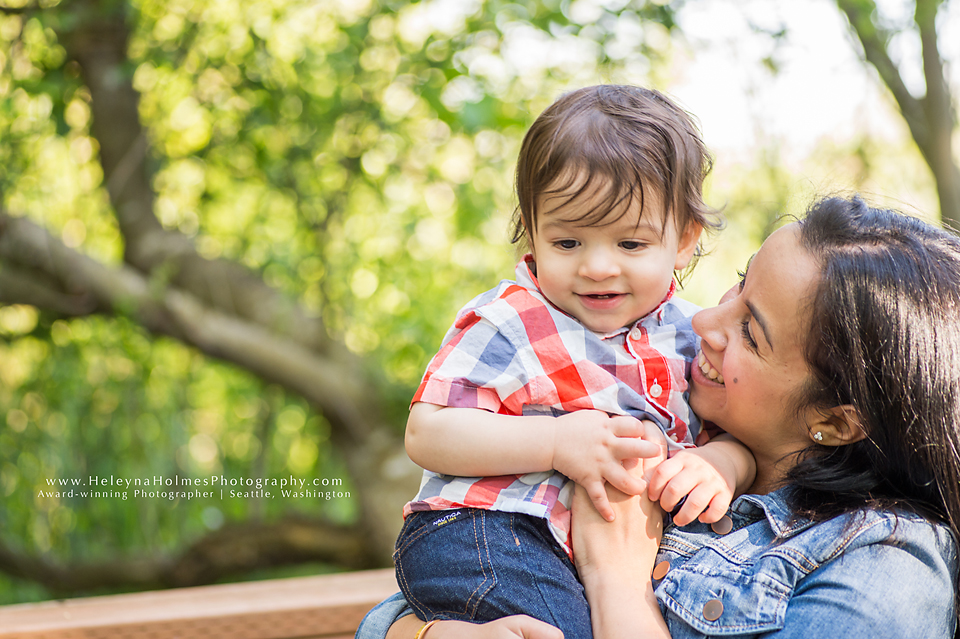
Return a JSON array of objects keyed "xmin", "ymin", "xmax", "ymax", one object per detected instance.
[
  {"xmin": 620, "ymin": 240, "xmax": 646, "ymax": 250},
  {"xmin": 555, "ymin": 239, "xmax": 579, "ymax": 249}
]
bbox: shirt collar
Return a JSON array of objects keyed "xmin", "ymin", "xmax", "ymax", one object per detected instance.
[
  {"xmin": 516, "ymin": 254, "xmax": 678, "ymax": 338},
  {"xmin": 735, "ymin": 488, "xmax": 813, "ymax": 537}
]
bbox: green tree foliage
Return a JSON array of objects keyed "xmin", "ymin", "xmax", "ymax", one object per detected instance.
[
  {"xmin": 0, "ymin": 0, "xmax": 682, "ymax": 602},
  {"xmin": 835, "ymin": 0, "xmax": 960, "ymax": 230}
]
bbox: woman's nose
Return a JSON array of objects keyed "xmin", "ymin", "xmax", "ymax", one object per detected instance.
[
  {"xmin": 717, "ymin": 283, "xmax": 740, "ymax": 305},
  {"xmin": 692, "ymin": 284, "xmax": 739, "ymax": 348},
  {"xmin": 578, "ymin": 248, "xmax": 620, "ymax": 281}
]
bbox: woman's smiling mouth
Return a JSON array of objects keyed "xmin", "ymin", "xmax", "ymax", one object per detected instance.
[{"xmin": 698, "ymin": 351, "xmax": 724, "ymax": 385}]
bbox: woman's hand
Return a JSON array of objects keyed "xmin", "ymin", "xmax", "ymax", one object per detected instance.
[
  {"xmin": 552, "ymin": 411, "xmax": 664, "ymax": 522},
  {"xmin": 570, "ymin": 422, "xmax": 671, "ymax": 639},
  {"xmin": 571, "ymin": 422, "xmax": 667, "ymax": 594},
  {"xmin": 387, "ymin": 615, "xmax": 563, "ymax": 639}
]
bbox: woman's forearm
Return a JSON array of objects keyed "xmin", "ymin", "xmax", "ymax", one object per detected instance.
[
  {"xmin": 584, "ymin": 498, "xmax": 670, "ymax": 639},
  {"xmin": 385, "ymin": 615, "xmax": 564, "ymax": 639},
  {"xmin": 574, "ymin": 481, "xmax": 672, "ymax": 639},
  {"xmin": 585, "ymin": 569, "xmax": 670, "ymax": 639},
  {"xmin": 386, "ymin": 615, "xmax": 427, "ymax": 639}
]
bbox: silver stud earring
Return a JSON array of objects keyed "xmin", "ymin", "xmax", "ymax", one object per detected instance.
[{"xmin": 813, "ymin": 431, "xmax": 824, "ymax": 442}]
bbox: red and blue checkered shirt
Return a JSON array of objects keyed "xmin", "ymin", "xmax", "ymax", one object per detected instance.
[{"xmin": 405, "ymin": 255, "xmax": 700, "ymax": 555}]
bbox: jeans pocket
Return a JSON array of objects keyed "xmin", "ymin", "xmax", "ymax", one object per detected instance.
[{"xmin": 394, "ymin": 509, "xmax": 498, "ymax": 620}]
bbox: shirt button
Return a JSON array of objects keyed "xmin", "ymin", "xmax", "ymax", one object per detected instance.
[
  {"xmin": 649, "ymin": 383, "xmax": 663, "ymax": 398},
  {"xmin": 652, "ymin": 560, "xmax": 670, "ymax": 580},
  {"xmin": 711, "ymin": 515, "xmax": 733, "ymax": 535},
  {"xmin": 703, "ymin": 598, "xmax": 724, "ymax": 621},
  {"xmin": 629, "ymin": 327, "xmax": 642, "ymax": 341}
]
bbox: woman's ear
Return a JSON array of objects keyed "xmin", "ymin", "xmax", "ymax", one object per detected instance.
[
  {"xmin": 808, "ymin": 405, "xmax": 867, "ymax": 446},
  {"xmin": 675, "ymin": 222, "xmax": 703, "ymax": 270}
]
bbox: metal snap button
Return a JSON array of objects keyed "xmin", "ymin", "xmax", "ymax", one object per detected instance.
[
  {"xmin": 703, "ymin": 598, "xmax": 724, "ymax": 621},
  {"xmin": 652, "ymin": 560, "xmax": 670, "ymax": 580},
  {"xmin": 710, "ymin": 515, "xmax": 733, "ymax": 535}
]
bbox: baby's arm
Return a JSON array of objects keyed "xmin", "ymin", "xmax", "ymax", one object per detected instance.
[
  {"xmin": 644, "ymin": 434, "xmax": 756, "ymax": 526},
  {"xmin": 406, "ymin": 402, "xmax": 662, "ymax": 521}
]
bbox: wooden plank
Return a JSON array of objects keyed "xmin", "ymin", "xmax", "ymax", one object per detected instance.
[{"xmin": 0, "ymin": 569, "xmax": 398, "ymax": 639}]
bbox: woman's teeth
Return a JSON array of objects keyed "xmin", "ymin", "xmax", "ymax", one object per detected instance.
[{"xmin": 698, "ymin": 351, "xmax": 724, "ymax": 385}]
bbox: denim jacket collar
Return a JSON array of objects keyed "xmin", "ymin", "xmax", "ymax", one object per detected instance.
[{"xmin": 735, "ymin": 489, "xmax": 815, "ymax": 538}]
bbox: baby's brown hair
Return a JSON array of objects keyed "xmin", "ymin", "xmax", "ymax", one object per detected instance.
[{"xmin": 512, "ymin": 85, "xmax": 721, "ymax": 261}]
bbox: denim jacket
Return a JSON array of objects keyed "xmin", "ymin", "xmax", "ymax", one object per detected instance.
[{"xmin": 356, "ymin": 489, "xmax": 958, "ymax": 638}]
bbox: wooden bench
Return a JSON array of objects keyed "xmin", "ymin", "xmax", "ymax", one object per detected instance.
[{"xmin": 0, "ymin": 568, "xmax": 398, "ymax": 639}]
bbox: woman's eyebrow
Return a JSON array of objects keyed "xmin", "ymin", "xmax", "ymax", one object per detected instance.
[{"xmin": 745, "ymin": 300, "xmax": 773, "ymax": 351}]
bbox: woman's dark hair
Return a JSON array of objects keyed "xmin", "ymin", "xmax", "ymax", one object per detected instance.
[
  {"xmin": 511, "ymin": 85, "xmax": 722, "ymax": 265},
  {"xmin": 788, "ymin": 196, "xmax": 960, "ymax": 549}
]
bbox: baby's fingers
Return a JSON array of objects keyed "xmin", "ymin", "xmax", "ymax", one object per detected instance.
[
  {"xmin": 645, "ymin": 458, "xmax": 683, "ymax": 502},
  {"xmin": 611, "ymin": 437, "xmax": 662, "ymax": 461},
  {"xmin": 608, "ymin": 416, "xmax": 645, "ymax": 438},
  {"xmin": 585, "ymin": 480, "xmax": 615, "ymax": 522},
  {"xmin": 697, "ymin": 495, "xmax": 731, "ymax": 525},
  {"xmin": 605, "ymin": 466, "xmax": 647, "ymax": 497},
  {"xmin": 670, "ymin": 485, "xmax": 717, "ymax": 527},
  {"xmin": 651, "ymin": 466, "xmax": 698, "ymax": 513}
]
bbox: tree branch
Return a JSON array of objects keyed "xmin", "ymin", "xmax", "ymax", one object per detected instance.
[
  {"xmin": 915, "ymin": 0, "xmax": 952, "ymax": 130},
  {"xmin": 836, "ymin": 0, "xmax": 930, "ymax": 148},
  {"xmin": 0, "ymin": 213, "xmax": 364, "ymax": 436},
  {"xmin": 7, "ymin": 0, "xmax": 420, "ymax": 576},
  {"xmin": 56, "ymin": 3, "xmax": 331, "ymax": 351},
  {"xmin": 0, "ymin": 516, "xmax": 374, "ymax": 595},
  {"xmin": 0, "ymin": 210, "xmax": 420, "ymax": 563},
  {"xmin": 836, "ymin": 0, "xmax": 960, "ymax": 229},
  {"xmin": 0, "ymin": 264, "xmax": 99, "ymax": 316},
  {"xmin": 0, "ymin": 5, "xmax": 33, "ymax": 15}
]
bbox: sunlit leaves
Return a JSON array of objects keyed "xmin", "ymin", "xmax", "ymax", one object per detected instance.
[
  {"xmin": 0, "ymin": 315, "xmax": 350, "ymax": 592},
  {"xmin": 0, "ymin": 0, "xmax": 685, "ymax": 601}
]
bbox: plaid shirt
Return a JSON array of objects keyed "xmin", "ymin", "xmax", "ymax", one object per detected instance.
[{"xmin": 405, "ymin": 255, "xmax": 700, "ymax": 554}]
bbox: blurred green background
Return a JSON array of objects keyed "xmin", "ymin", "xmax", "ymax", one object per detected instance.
[{"xmin": 0, "ymin": 0, "xmax": 956, "ymax": 604}]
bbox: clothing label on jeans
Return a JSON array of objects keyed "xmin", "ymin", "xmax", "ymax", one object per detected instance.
[{"xmin": 432, "ymin": 511, "xmax": 461, "ymax": 527}]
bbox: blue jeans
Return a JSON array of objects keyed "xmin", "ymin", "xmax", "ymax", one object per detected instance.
[{"xmin": 393, "ymin": 509, "xmax": 592, "ymax": 639}]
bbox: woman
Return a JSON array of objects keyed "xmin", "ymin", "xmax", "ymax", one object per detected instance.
[{"xmin": 360, "ymin": 196, "xmax": 960, "ymax": 639}]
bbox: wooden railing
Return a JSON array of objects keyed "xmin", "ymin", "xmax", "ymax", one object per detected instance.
[{"xmin": 0, "ymin": 568, "xmax": 397, "ymax": 639}]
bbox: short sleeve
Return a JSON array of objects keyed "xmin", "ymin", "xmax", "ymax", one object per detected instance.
[{"xmin": 412, "ymin": 312, "xmax": 533, "ymax": 414}]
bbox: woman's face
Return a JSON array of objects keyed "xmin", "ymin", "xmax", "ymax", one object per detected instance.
[{"xmin": 690, "ymin": 223, "xmax": 824, "ymax": 466}]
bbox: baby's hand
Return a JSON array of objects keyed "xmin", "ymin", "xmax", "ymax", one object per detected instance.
[
  {"xmin": 551, "ymin": 411, "xmax": 663, "ymax": 522},
  {"xmin": 645, "ymin": 447, "xmax": 735, "ymax": 527}
]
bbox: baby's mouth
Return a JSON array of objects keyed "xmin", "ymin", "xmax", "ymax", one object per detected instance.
[
  {"xmin": 698, "ymin": 351, "xmax": 724, "ymax": 385},
  {"xmin": 581, "ymin": 292, "xmax": 622, "ymax": 299}
]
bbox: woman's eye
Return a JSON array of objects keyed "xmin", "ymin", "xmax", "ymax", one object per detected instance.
[
  {"xmin": 555, "ymin": 240, "xmax": 578, "ymax": 249},
  {"xmin": 740, "ymin": 318, "xmax": 758, "ymax": 350},
  {"xmin": 737, "ymin": 253, "xmax": 756, "ymax": 292}
]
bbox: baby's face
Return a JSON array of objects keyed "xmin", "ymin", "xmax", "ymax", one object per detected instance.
[{"xmin": 530, "ymin": 179, "xmax": 700, "ymax": 334}]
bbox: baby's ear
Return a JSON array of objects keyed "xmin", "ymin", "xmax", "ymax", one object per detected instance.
[
  {"xmin": 674, "ymin": 221, "xmax": 703, "ymax": 270},
  {"xmin": 522, "ymin": 221, "xmax": 536, "ymax": 256}
]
